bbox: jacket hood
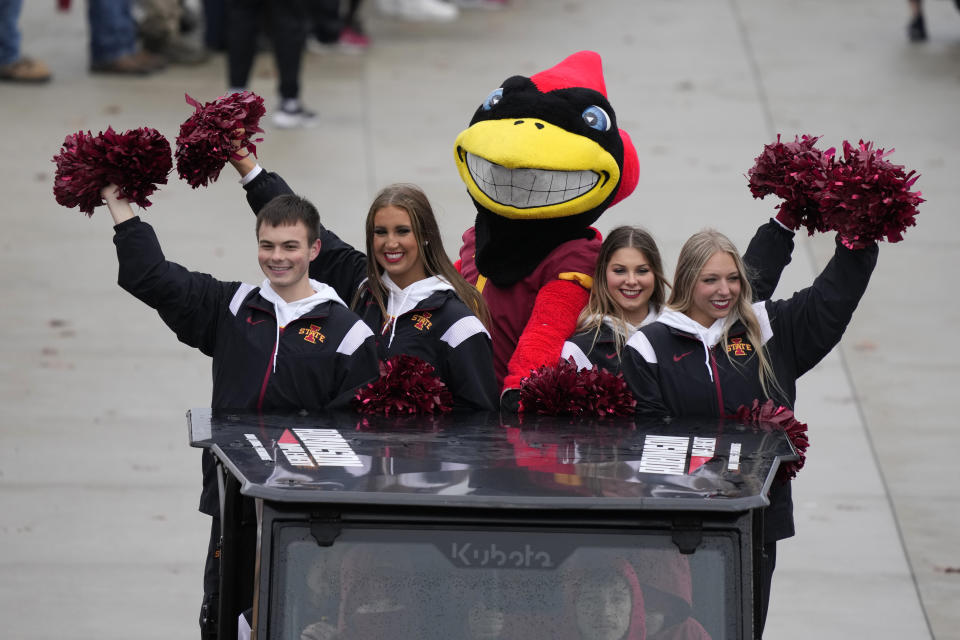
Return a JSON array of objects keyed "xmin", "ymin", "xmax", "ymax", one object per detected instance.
[
  {"xmin": 381, "ymin": 274, "xmax": 454, "ymax": 319},
  {"xmin": 654, "ymin": 309, "xmax": 732, "ymax": 382},
  {"xmin": 257, "ymin": 279, "xmax": 347, "ymax": 372},
  {"xmin": 561, "ymin": 555, "xmax": 646, "ymax": 640},
  {"xmin": 380, "ymin": 274, "xmax": 455, "ymax": 348},
  {"xmin": 258, "ymin": 278, "xmax": 346, "ymax": 324}
]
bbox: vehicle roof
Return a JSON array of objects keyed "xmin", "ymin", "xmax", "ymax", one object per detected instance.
[{"xmin": 188, "ymin": 408, "xmax": 796, "ymax": 512}]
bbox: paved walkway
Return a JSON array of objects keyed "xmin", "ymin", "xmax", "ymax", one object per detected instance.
[{"xmin": 2, "ymin": 1, "xmax": 958, "ymax": 638}]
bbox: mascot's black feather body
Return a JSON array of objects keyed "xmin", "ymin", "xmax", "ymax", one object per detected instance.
[{"xmin": 454, "ymin": 51, "xmax": 639, "ymax": 394}]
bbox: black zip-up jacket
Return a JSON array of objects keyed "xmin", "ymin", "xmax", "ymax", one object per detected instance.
[
  {"xmin": 241, "ymin": 169, "xmax": 498, "ymax": 411},
  {"xmin": 114, "ymin": 217, "xmax": 380, "ymax": 513},
  {"xmin": 622, "ymin": 236, "xmax": 879, "ymax": 541},
  {"xmin": 355, "ymin": 285, "xmax": 499, "ymax": 410},
  {"xmin": 562, "ymin": 219, "xmax": 796, "ymax": 375}
]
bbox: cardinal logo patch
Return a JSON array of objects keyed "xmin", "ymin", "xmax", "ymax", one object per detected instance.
[
  {"xmin": 299, "ymin": 324, "xmax": 325, "ymax": 344},
  {"xmin": 726, "ymin": 338, "xmax": 752, "ymax": 357},
  {"xmin": 411, "ymin": 313, "xmax": 433, "ymax": 331}
]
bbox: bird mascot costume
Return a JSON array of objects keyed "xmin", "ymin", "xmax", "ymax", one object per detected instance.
[{"xmin": 453, "ymin": 50, "xmax": 640, "ymax": 409}]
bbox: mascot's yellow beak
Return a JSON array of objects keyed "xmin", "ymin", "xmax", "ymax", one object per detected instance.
[{"xmin": 454, "ymin": 119, "xmax": 621, "ymax": 220}]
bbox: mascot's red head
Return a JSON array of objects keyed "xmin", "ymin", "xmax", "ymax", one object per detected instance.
[{"xmin": 454, "ymin": 51, "xmax": 639, "ymax": 285}]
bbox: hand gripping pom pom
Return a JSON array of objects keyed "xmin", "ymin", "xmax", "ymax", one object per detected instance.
[
  {"xmin": 748, "ymin": 135, "xmax": 922, "ymax": 245},
  {"xmin": 747, "ymin": 134, "xmax": 833, "ymax": 234},
  {"xmin": 354, "ymin": 355, "xmax": 453, "ymax": 416},
  {"xmin": 815, "ymin": 139, "xmax": 923, "ymax": 246},
  {"xmin": 175, "ymin": 91, "xmax": 265, "ymax": 188},
  {"xmin": 52, "ymin": 127, "xmax": 172, "ymax": 216},
  {"xmin": 518, "ymin": 357, "xmax": 636, "ymax": 417},
  {"xmin": 732, "ymin": 399, "xmax": 809, "ymax": 483}
]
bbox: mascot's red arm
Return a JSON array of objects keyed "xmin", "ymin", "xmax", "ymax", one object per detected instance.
[{"xmin": 502, "ymin": 279, "xmax": 589, "ymax": 391}]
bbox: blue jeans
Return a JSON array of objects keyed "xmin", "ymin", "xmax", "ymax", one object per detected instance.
[
  {"xmin": 0, "ymin": 0, "xmax": 23, "ymax": 66},
  {"xmin": 88, "ymin": 0, "xmax": 137, "ymax": 64}
]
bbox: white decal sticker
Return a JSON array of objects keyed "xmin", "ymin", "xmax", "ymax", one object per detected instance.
[
  {"xmin": 244, "ymin": 433, "xmax": 272, "ymax": 461},
  {"xmin": 639, "ymin": 435, "xmax": 689, "ymax": 475},
  {"xmin": 294, "ymin": 428, "xmax": 364, "ymax": 467},
  {"xmin": 278, "ymin": 429, "xmax": 315, "ymax": 468},
  {"xmin": 692, "ymin": 437, "xmax": 716, "ymax": 457},
  {"xmin": 728, "ymin": 442, "xmax": 742, "ymax": 471}
]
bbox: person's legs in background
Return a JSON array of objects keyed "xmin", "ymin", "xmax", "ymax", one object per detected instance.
[
  {"xmin": 225, "ymin": 0, "xmax": 260, "ymax": 93},
  {"xmin": 202, "ymin": 0, "xmax": 227, "ymax": 51},
  {"xmin": 89, "ymin": 0, "xmax": 166, "ymax": 74},
  {"xmin": 270, "ymin": 0, "xmax": 316, "ymax": 128},
  {"xmin": 0, "ymin": 0, "xmax": 52, "ymax": 82},
  {"xmin": 907, "ymin": 0, "xmax": 927, "ymax": 41}
]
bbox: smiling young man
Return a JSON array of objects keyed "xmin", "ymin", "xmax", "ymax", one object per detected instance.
[{"xmin": 101, "ymin": 184, "xmax": 379, "ymax": 638}]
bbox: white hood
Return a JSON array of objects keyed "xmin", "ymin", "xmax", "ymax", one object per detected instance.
[
  {"xmin": 655, "ymin": 308, "xmax": 730, "ymax": 381},
  {"xmin": 258, "ymin": 279, "xmax": 347, "ymax": 371},
  {"xmin": 597, "ymin": 302, "xmax": 660, "ymax": 337},
  {"xmin": 381, "ymin": 274, "xmax": 454, "ymax": 348}
]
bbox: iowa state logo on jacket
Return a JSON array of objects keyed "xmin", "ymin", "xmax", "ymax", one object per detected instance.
[
  {"xmin": 726, "ymin": 338, "xmax": 753, "ymax": 357},
  {"xmin": 411, "ymin": 312, "xmax": 433, "ymax": 331},
  {"xmin": 299, "ymin": 324, "xmax": 325, "ymax": 344}
]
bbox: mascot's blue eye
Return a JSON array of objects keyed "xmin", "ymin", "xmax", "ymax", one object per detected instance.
[
  {"xmin": 581, "ymin": 106, "xmax": 611, "ymax": 131},
  {"xmin": 482, "ymin": 88, "xmax": 504, "ymax": 111}
]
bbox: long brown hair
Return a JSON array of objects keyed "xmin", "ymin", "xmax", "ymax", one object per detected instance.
[
  {"xmin": 575, "ymin": 226, "xmax": 669, "ymax": 355},
  {"xmin": 667, "ymin": 229, "xmax": 779, "ymax": 398},
  {"xmin": 357, "ymin": 184, "xmax": 490, "ymax": 329}
]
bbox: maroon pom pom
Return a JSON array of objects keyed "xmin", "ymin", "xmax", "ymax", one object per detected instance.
[
  {"xmin": 518, "ymin": 358, "xmax": 636, "ymax": 417},
  {"xmin": 354, "ymin": 355, "xmax": 453, "ymax": 416},
  {"xmin": 52, "ymin": 126, "xmax": 172, "ymax": 216},
  {"xmin": 815, "ymin": 139, "xmax": 923, "ymax": 246},
  {"xmin": 747, "ymin": 134, "xmax": 833, "ymax": 234},
  {"xmin": 175, "ymin": 91, "xmax": 265, "ymax": 189},
  {"xmin": 733, "ymin": 399, "xmax": 808, "ymax": 483}
]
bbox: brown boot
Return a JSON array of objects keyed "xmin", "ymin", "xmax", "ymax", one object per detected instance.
[
  {"xmin": 0, "ymin": 57, "xmax": 52, "ymax": 83},
  {"xmin": 90, "ymin": 51, "xmax": 167, "ymax": 75}
]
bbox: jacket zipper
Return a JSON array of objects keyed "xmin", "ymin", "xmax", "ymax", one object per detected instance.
[
  {"xmin": 257, "ymin": 327, "xmax": 284, "ymax": 411},
  {"xmin": 710, "ymin": 345, "xmax": 724, "ymax": 416}
]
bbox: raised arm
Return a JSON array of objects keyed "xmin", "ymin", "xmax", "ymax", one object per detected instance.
[
  {"xmin": 742, "ymin": 217, "xmax": 796, "ymax": 302},
  {"xmin": 765, "ymin": 234, "xmax": 878, "ymax": 379},
  {"xmin": 103, "ymin": 185, "xmax": 238, "ymax": 356}
]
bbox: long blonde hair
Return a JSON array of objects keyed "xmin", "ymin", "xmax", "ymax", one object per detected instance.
[
  {"xmin": 576, "ymin": 226, "xmax": 669, "ymax": 356},
  {"xmin": 357, "ymin": 184, "xmax": 490, "ymax": 329},
  {"xmin": 667, "ymin": 230, "xmax": 780, "ymax": 399}
]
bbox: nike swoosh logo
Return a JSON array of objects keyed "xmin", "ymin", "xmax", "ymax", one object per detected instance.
[
  {"xmin": 247, "ymin": 317, "xmax": 266, "ymax": 326},
  {"xmin": 673, "ymin": 351, "xmax": 694, "ymax": 362},
  {"xmin": 606, "ymin": 352, "xmax": 618, "ymax": 359}
]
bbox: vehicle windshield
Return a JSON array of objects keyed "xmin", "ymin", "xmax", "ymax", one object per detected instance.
[{"xmin": 270, "ymin": 525, "xmax": 737, "ymax": 640}]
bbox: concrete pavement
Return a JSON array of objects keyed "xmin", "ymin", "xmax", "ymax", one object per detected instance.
[{"xmin": 2, "ymin": 1, "xmax": 958, "ymax": 638}]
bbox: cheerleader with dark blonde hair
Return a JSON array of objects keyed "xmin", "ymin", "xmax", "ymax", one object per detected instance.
[{"xmin": 622, "ymin": 226, "xmax": 879, "ymax": 630}]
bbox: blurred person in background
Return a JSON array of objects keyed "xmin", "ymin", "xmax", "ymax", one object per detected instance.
[
  {"xmin": 226, "ymin": 0, "xmax": 316, "ymax": 128},
  {"xmin": 0, "ymin": 0, "xmax": 51, "ymax": 82}
]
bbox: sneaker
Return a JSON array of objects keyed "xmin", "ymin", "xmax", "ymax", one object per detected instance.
[
  {"xmin": 0, "ymin": 57, "xmax": 52, "ymax": 83},
  {"xmin": 376, "ymin": 0, "xmax": 459, "ymax": 22},
  {"xmin": 337, "ymin": 26, "xmax": 371, "ymax": 53},
  {"xmin": 90, "ymin": 51, "xmax": 166, "ymax": 75},
  {"xmin": 308, "ymin": 26, "xmax": 371, "ymax": 55},
  {"xmin": 907, "ymin": 14, "xmax": 927, "ymax": 42},
  {"xmin": 272, "ymin": 104, "xmax": 319, "ymax": 129}
]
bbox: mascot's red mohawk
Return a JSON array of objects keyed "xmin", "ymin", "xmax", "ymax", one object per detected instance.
[{"xmin": 530, "ymin": 50, "xmax": 639, "ymax": 206}]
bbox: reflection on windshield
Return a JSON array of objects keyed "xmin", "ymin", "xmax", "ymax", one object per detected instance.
[{"xmin": 274, "ymin": 529, "xmax": 727, "ymax": 640}]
